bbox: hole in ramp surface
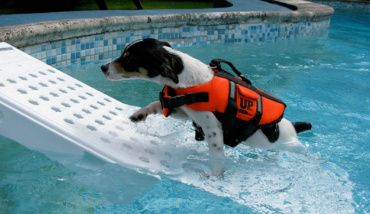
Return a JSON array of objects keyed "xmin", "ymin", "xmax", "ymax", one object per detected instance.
[
  {"xmin": 139, "ymin": 156, "xmax": 150, "ymax": 163},
  {"xmin": 39, "ymin": 96, "xmax": 49, "ymax": 101},
  {"xmin": 50, "ymin": 92, "xmax": 59, "ymax": 97},
  {"xmin": 82, "ymin": 109, "xmax": 91, "ymax": 114},
  {"xmin": 102, "ymin": 115, "xmax": 111, "ymax": 120},
  {"xmin": 109, "ymin": 111, "xmax": 117, "ymax": 116},
  {"xmin": 145, "ymin": 148, "xmax": 155, "ymax": 155},
  {"xmin": 68, "ymin": 86, "xmax": 75, "ymax": 91},
  {"xmin": 109, "ymin": 131, "xmax": 118, "ymax": 137},
  {"xmin": 116, "ymin": 125, "xmax": 124, "ymax": 131},
  {"xmin": 79, "ymin": 95, "xmax": 87, "ymax": 100},
  {"xmin": 64, "ymin": 119, "xmax": 74, "ymax": 124},
  {"xmin": 73, "ymin": 113, "xmax": 83, "ymax": 119},
  {"xmin": 7, "ymin": 79, "xmax": 16, "ymax": 83},
  {"xmin": 86, "ymin": 125, "xmax": 97, "ymax": 131},
  {"xmin": 47, "ymin": 69, "xmax": 56, "ymax": 73},
  {"xmin": 38, "ymin": 71, "xmax": 47, "ymax": 76},
  {"xmin": 122, "ymin": 143, "xmax": 133, "ymax": 150},
  {"xmin": 17, "ymin": 89, "xmax": 27, "ymax": 94},
  {"xmin": 29, "ymin": 73, "xmax": 38, "ymax": 78},
  {"xmin": 70, "ymin": 99, "xmax": 79, "ymax": 104},
  {"xmin": 51, "ymin": 107, "xmax": 61, "ymax": 112},
  {"xmin": 101, "ymin": 137, "xmax": 111, "ymax": 143},
  {"xmin": 61, "ymin": 102, "xmax": 71, "ymax": 108},
  {"xmin": 95, "ymin": 120, "xmax": 104, "ymax": 125},
  {"xmin": 160, "ymin": 160, "xmax": 170, "ymax": 168},
  {"xmin": 39, "ymin": 82, "xmax": 48, "ymax": 87},
  {"xmin": 18, "ymin": 76, "xmax": 27, "ymax": 80},
  {"xmin": 28, "ymin": 100, "xmax": 39, "ymax": 105},
  {"xmin": 29, "ymin": 85, "xmax": 38, "ymax": 90}
]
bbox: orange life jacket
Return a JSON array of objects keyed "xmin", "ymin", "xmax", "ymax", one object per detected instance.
[{"xmin": 159, "ymin": 59, "xmax": 286, "ymax": 147}]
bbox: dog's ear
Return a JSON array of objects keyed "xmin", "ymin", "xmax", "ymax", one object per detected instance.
[
  {"xmin": 158, "ymin": 53, "xmax": 183, "ymax": 84},
  {"xmin": 161, "ymin": 63, "xmax": 179, "ymax": 84},
  {"xmin": 162, "ymin": 42, "xmax": 172, "ymax": 48}
]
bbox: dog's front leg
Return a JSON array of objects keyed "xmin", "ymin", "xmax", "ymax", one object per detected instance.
[
  {"xmin": 185, "ymin": 110, "xmax": 225, "ymax": 176},
  {"xmin": 130, "ymin": 101, "xmax": 163, "ymax": 122},
  {"xmin": 130, "ymin": 101, "xmax": 188, "ymax": 122}
]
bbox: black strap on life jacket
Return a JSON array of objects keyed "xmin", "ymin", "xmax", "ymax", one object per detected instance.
[
  {"xmin": 160, "ymin": 90, "xmax": 209, "ymax": 110},
  {"xmin": 210, "ymin": 59, "xmax": 252, "ymax": 85}
]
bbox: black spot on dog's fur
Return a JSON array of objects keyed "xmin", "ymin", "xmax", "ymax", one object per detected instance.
[
  {"xmin": 207, "ymin": 132, "xmax": 217, "ymax": 138},
  {"xmin": 115, "ymin": 38, "xmax": 184, "ymax": 84}
]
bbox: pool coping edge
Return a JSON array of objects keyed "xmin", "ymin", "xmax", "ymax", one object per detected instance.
[{"xmin": 0, "ymin": 0, "xmax": 334, "ymax": 48}]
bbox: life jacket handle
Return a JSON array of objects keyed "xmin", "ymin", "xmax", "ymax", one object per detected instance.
[{"xmin": 210, "ymin": 59, "xmax": 252, "ymax": 85}]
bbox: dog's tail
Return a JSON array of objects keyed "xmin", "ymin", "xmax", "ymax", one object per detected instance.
[{"xmin": 292, "ymin": 122, "xmax": 312, "ymax": 134}]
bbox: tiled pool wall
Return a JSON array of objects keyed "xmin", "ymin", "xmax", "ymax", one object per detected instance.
[{"xmin": 21, "ymin": 19, "xmax": 331, "ymax": 68}]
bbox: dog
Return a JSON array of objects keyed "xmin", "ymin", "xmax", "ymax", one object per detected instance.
[{"xmin": 101, "ymin": 38, "xmax": 312, "ymax": 175}]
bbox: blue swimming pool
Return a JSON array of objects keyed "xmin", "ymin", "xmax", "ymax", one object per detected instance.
[{"xmin": 0, "ymin": 7, "xmax": 369, "ymax": 213}]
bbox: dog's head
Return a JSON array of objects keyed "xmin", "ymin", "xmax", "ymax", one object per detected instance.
[{"xmin": 101, "ymin": 38, "xmax": 183, "ymax": 84}]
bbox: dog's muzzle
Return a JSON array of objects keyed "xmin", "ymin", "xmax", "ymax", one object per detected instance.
[{"xmin": 101, "ymin": 64, "xmax": 109, "ymax": 74}]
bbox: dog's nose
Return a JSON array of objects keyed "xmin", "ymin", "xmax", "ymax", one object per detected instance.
[{"xmin": 101, "ymin": 64, "xmax": 109, "ymax": 73}]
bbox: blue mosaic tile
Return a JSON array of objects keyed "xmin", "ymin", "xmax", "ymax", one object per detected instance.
[{"xmin": 21, "ymin": 19, "xmax": 330, "ymax": 68}]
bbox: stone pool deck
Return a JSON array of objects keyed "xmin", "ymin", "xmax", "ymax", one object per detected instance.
[{"xmin": 0, "ymin": 0, "xmax": 333, "ymax": 47}]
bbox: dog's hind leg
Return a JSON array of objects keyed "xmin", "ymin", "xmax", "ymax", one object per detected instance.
[{"xmin": 185, "ymin": 110, "xmax": 225, "ymax": 176}]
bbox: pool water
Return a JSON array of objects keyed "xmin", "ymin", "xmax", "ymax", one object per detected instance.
[{"xmin": 1, "ymin": 8, "xmax": 369, "ymax": 214}]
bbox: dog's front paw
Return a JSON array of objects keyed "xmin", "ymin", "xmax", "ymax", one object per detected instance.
[{"xmin": 129, "ymin": 109, "xmax": 148, "ymax": 122}]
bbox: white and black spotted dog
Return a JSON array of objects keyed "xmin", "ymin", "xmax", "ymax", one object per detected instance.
[{"xmin": 101, "ymin": 38, "xmax": 311, "ymax": 175}]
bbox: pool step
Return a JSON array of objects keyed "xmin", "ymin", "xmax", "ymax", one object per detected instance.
[{"xmin": 0, "ymin": 42, "xmax": 178, "ymax": 175}]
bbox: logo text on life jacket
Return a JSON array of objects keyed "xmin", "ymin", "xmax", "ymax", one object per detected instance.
[
  {"xmin": 239, "ymin": 98, "xmax": 253, "ymax": 115},
  {"xmin": 240, "ymin": 98, "xmax": 253, "ymax": 109}
]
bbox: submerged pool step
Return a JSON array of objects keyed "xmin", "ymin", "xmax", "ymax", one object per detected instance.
[{"xmin": 0, "ymin": 42, "xmax": 178, "ymax": 175}]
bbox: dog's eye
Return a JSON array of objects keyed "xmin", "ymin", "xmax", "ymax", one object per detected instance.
[
  {"xmin": 123, "ymin": 52, "xmax": 130, "ymax": 58},
  {"xmin": 119, "ymin": 55, "xmax": 138, "ymax": 72}
]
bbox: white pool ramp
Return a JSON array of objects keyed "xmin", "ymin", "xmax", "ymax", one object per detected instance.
[{"xmin": 0, "ymin": 42, "xmax": 180, "ymax": 175}]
